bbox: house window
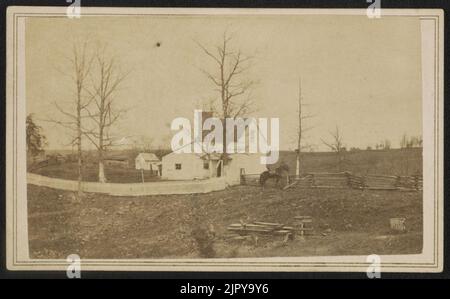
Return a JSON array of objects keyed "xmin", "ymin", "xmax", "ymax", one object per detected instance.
[
  {"xmin": 203, "ymin": 160, "xmax": 209, "ymax": 170},
  {"xmin": 175, "ymin": 163, "xmax": 182, "ymax": 170}
]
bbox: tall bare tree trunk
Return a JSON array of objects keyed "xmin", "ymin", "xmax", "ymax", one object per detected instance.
[
  {"xmin": 76, "ymin": 97, "xmax": 83, "ymax": 196},
  {"xmin": 98, "ymin": 114, "xmax": 107, "ymax": 183},
  {"xmin": 196, "ymin": 33, "xmax": 255, "ymax": 163},
  {"xmin": 296, "ymin": 77, "xmax": 302, "ymax": 177},
  {"xmin": 84, "ymin": 46, "xmax": 127, "ymax": 183},
  {"xmin": 98, "ymin": 160, "xmax": 106, "ymax": 183},
  {"xmin": 48, "ymin": 42, "xmax": 93, "ymax": 196}
]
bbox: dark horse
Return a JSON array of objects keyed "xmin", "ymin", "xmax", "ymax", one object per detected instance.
[{"xmin": 259, "ymin": 162, "xmax": 290, "ymax": 188}]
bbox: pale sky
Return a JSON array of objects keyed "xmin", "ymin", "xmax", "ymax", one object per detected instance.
[{"xmin": 26, "ymin": 14, "xmax": 422, "ymax": 151}]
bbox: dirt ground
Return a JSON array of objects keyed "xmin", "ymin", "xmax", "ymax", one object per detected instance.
[{"xmin": 28, "ymin": 184, "xmax": 422, "ymax": 259}]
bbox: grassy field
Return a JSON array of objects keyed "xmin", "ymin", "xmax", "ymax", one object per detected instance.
[
  {"xmin": 31, "ymin": 162, "xmax": 160, "ymax": 183},
  {"xmin": 28, "ymin": 184, "xmax": 422, "ymax": 259},
  {"xmin": 31, "ymin": 148, "xmax": 422, "ymax": 183},
  {"xmin": 276, "ymin": 148, "xmax": 422, "ymax": 176}
]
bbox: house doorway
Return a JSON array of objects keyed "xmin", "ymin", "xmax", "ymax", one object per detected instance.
[{"xmin": 216, "ymin": 160, "xmax": 222, "ymax": 177}]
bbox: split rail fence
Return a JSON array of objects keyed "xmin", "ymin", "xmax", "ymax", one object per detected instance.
[{"xmin": 241, "ymin": 171, "xmax": 422, "ymax": 191}]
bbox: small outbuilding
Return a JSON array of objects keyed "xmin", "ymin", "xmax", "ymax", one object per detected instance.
[
  {"xmin": 135, "ymin": 153, "xmax": 161, "ymax": 175},
  {"xmin": 224, "ymin": 153, "xmax": 267, "ymax": 185}
]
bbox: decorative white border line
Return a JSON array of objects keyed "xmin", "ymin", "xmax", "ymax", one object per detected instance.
[{"xmin": 5, "ymin": 7, "xmax": 444, "ymax": 272}]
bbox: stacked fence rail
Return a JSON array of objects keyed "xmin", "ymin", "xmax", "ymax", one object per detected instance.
[{"xmin": 241, "ymin": 171, "xmax": 422, "ymax": 191}]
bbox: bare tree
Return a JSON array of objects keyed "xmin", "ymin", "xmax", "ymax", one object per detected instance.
[
  {"xmin": 409, "ymin": 135, "xmax": 422, "ymax": 148},
  {"xmin": 321, "ymin": 126, "xmax": 345, "ymax": 171},
  {"xmin": 321, "ymin": 126, "xmax": 344, "ymax": 153},
  {"xmin": 84, "ymin": 46, "xmax": 128, "ymax": 183},
  {"xmin": 400, "ymin": 134, "xmax": 422, "ymax": 149},
  {"xmin": 295, "ymin": 77, "xmax": 314, "ymax": 177},
  {"xmin": 417, "ymin": 135, "xmax": 423, "ymax": 147},
  {"xmin": 196, "ymin": 32, "xmax": 256, "ymax": 153},
  {"xmin": 400, "ymin": 133, "xmax": 408, "ymax": 149},
  {"xmin": 139, "ymin": 136, "xmax": 154, "ymax": 152},
  {"xmin": 296, "ymin": 78, "xmax": 302, "ymax": 177},
  {"xmin": 47, "ymin": 42, "xmax": 93, "ymax": 196}
]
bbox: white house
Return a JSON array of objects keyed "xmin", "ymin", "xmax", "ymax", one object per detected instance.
[
  {"xmin": 161, "ymin": 152, "xmax": 222, "ymax": 181},
  {"xmin": 135, "ymin": 153, "xmax": 161, "ymax": 175},
  {"xmin": 161, "ymin": 151, "xmax": 266, "ymax": 184}
]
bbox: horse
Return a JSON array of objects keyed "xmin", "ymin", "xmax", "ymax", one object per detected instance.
[{"xmin": 259, "ymin": 162, "xmax": 290, "ymax": 188}]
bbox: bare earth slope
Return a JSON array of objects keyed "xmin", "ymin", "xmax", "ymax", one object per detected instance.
[{"xmin": 28, "ymin": 184, "xmax": 422, "ymax": 259}]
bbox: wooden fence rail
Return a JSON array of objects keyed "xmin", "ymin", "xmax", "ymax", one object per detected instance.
[{"xmin": 241, "ymin": 171, "xmax": 422, "ymax": 191}]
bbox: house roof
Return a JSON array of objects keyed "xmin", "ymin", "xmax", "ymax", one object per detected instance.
[
  {"xmin": 162, "ymin": 151, "xmax": 225, "ymax": 161},
  {"xmin": 105, "ymin": 155, "xmax": 128, "ymax": 161},
  {"xmin": 199, "ymin": 153, "xmax": 222, "ymax": 161},
  {"xmin": 137, "ymin": 153, "xmax": 160, "ymax": 162}
]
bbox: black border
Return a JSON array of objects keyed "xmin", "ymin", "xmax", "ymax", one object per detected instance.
[{"xmin": 0, "ymin": 0, "xmax": 449, "ymax": 281}]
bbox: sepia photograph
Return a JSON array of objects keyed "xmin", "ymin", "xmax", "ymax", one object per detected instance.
[{"xmin": 5, "ymin": 6, "xmax": 443, "ymax": 273}]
